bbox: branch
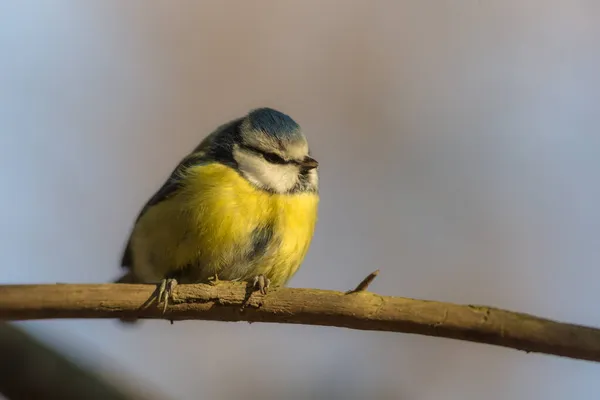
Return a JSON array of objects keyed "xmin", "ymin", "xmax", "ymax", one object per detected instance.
[{"xmin": 1, "ymin": 273, "xmax": 599, "ymax": 363}]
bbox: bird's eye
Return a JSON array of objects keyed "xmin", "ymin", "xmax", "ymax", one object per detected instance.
[{"xmin": 262, "ymin": 152, "xmax": 287, "ymax": 164}]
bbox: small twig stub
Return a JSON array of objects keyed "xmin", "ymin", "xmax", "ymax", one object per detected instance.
[{"xmin": 347, "ymin": 269, "xmax": 380, "ymax": 293}]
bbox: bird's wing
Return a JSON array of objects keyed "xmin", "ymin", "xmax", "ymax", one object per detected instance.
[
  {"xmin": 120, "ymin": 151, "xmax": 207, "ymax": 268},
  {"xmin": 120, "ymin": 117, "xmax": 242, "ymax": 269}
]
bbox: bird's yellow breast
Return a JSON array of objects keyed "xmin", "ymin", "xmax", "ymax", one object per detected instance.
[{"xmin": 130, "ymin": 162, "xmax": 318, "ymax": 286}]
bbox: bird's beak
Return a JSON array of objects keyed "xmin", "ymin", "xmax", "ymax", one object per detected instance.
[{"xmin": 300, "ymin": 156, "xmax": 319, "ymax": 170}]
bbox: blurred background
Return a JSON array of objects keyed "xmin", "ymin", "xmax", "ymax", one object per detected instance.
[{"xmin": 1, "ymin": 1, "xmax": 600, "ymax": 399}]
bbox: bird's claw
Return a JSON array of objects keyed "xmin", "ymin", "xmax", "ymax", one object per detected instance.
[
  {"xmin": 157, "ymin": 278, "xmax": 178, "ymax": 314},
  {"xmin": 252, "ymin": 274, "xmax": 270, "ymax": 295},
  {"xmin": 207, "ymin": 274, "xmax": 221, "ymax": 286}
]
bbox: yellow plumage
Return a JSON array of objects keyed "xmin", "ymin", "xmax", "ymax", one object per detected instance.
[
  {"xmin": 129, "ymin": 162, "xmax": 318, "ymax": 286},
  {"xmin": 118, "ymin": 108, "xmax": 319, "ymax": 307}
]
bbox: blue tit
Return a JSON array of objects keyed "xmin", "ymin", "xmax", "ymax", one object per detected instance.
[{"xmin": 116, "ymin": 107, "xmax": 319, "ymax": 310}]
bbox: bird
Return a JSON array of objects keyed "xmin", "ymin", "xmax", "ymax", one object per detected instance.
[{"xmin": 116, "ymin": 107, "xmax": 319, "ymax": 312}]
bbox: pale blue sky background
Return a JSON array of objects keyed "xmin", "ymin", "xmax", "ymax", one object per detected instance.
[{"xmin": 1, "ymin": 1, "xmax": 600, "ymax": 399}]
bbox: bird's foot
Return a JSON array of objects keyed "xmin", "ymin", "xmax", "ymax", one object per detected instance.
[
  {"xmin": 252, "ymin": 274, "xmax": 270, "ymax": 295},
  {"xmin": 207, "ymin": 274, "xmax": 221, "ymax": 286},
  {"xmin": 157, "ymin": 278, "xmax": 178, "ymax": 314},
  {"xmin": 209, "ymin": 275, "xmax": 243, "ymax": 286}
]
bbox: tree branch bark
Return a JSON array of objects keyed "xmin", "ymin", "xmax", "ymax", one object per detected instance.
[{"xmin": 1, "ymin": 278, "xmax": 599, "ymax": 363}]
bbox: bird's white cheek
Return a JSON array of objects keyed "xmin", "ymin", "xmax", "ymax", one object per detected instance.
[
  {"xmin": 233, "ymin": 149, "xmax": 299, "ymax": 193},
  {"xmin": 308, "ymin": 169, "xmax": 319, "ymax": 189},
  {"xmin": 254, "ymin": 163, "xmax": 299, "ymax": 193}
]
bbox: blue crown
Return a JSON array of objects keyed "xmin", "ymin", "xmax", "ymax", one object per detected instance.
[{"xmin": 247, "ymin": 108, "xmax": 301, "ymax": 140}]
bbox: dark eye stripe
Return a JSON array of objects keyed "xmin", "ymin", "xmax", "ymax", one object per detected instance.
[
  {"xmin": 263, "ymin": 152, "xmax": 287, "ymax": 164},
  {"xmin": 241, "ymin": 144, "xmax": 289, "ymax": 164}
]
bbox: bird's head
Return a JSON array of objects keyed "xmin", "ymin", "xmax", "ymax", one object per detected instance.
[{"xmin": 232, "ymin": 108, "xmax": 318, "ymax": 194}]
